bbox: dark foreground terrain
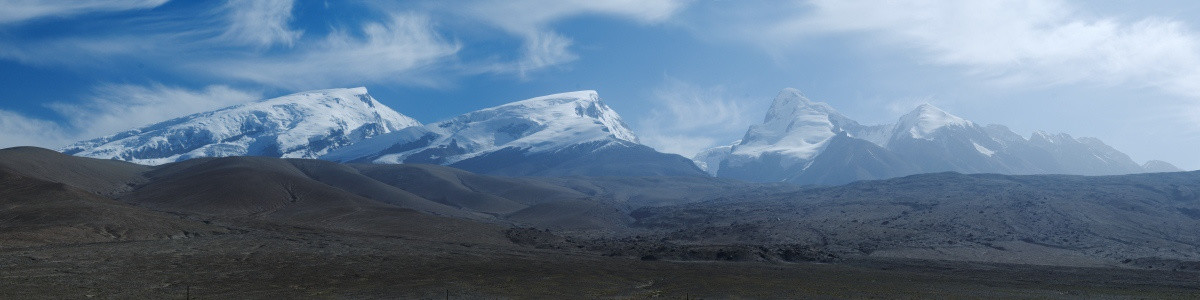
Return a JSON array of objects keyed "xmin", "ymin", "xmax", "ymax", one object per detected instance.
[
  {"xmin": 3, "ymin": 146, "xmax": 1200, "ymax": 298},
  {"xmin": 4, "ymin": 228, "xmax": 1199, "ymax": 299}
]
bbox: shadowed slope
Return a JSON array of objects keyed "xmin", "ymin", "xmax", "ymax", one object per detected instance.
[
  {"xmin": 122, "ymin": 156, "xmax": 508, "ymax": 244},
  {"xmin": 789, "ymin": 133, "xmax": 919, "ymax": 185},
  {"xmin": 0, "ymin": 147, "xmax": 149, "ymax": 196},
  {"xmin": 285, "ymin": 159, "xmax": 484, "ymax": 220},
  {"xmin": 0, "ymin": 167, "xmax": 223, "ymax": 248},
  {"xmin": 352, "ymin": 163, "xmax": 631, "ymax": 230}
]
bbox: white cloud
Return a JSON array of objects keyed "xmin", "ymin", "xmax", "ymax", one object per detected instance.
[
  {"xmin": 0, "ymin": 1, "xmax": 689, "ymax": 88},
  {"xmin": 199, "ymin": 13, "xmax": 460, "ymax": 89},
  {"xmin": 0, "ymin": 0, "xmax": 168, "ymax": 25},
  {"xmin": 733, "ymin": 0, "xmax": 1200, "ymax": 100},
  {"xmin": 219, "ymin": 0, "xmax": 302, "ymax": 48},
  {"xmin": 0, "ymin": 4, "xmax": 459, "ymax": 90},
  {"xmin": 458, "ymin": 0, "xmax": 689, "ymax": 75},
  {"xmin": 0, "ymin": 35, "xmax": 166, "ymax": 67},
  {"xmin": 465, "ymin": 0, "xmax": 685, "ymax": 30},
  {"xmin": 0, "ymin": 110, "xmax": 70, "ymax": 149},
  {"xmin": 516, "ymin": 31, "xmax": 576, "ymax": 77},
  {"xmin": 635, "ymin": 78, "xmax": 756, "ymax": 157}
]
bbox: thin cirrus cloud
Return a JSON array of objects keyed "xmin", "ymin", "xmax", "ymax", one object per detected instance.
[
  {"xmin": 0, "ymin": 0, "xmax": 167, "ymax": 24},
  {"xmin": 740, "ymin": 0, "xmax": 1200, "ymax": 99},
  {"xmin": 454, "ymin": 0, "xmax": 689, "ymax": 76},
  {"xmin": 218, "ymin": 0, "xmax": 302, "ymax": 48},
  {"xmin": 0, "ymin": 6, "xmax": 461, "ymax": 90},
  {"xmin": 0, "ymin": 0, "xmax": 689, "ymax": 88},
  {"xmin": 0, "ymin": 109, "xmax": 70, "ymax": 149},
  {"xmin": 196, "ymin": 13, "xmax": 461, "ymax": 89},
  {"xmin": 802, "ymin": 0, "xmax": 1200, "ymax": 145}
]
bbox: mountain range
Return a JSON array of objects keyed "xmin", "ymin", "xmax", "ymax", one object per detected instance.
[
  {"xmin": 61, "ymin": 88, "xmax": 420, "ymax": 165},
  {"xmin": 696, "ymin": 88, "xmax": 1181, "ymax": 185},
  {"xmin": 321, "ymin": 90, "xmax": 704, "ymax": 177},
  {"xmin": 13, "ymin": 87, "xmax": 1199, "ymax": 298},
  {"xmin": 61, "ymin": 87, "xmax": 1177, "ymax": 183}
]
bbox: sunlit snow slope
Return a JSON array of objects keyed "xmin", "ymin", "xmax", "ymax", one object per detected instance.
[
  {"xmin": 63, "ymin": 87, "xmax": 420, "ymax": 165},
  {"xmin": 324, "ymin": 90, "xmax": 705, "ymax": 177}
]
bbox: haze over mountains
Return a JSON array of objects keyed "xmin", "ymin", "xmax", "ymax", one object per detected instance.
[
  {"xmin": 697, "ymin": 88, "xmax": 1181, "ymax": 185},
  {"xmin": 62, "ymin": 87, "xmax": 1176, "ymax": 183}
]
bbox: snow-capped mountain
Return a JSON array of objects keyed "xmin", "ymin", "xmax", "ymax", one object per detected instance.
[
  {"xmin": 698, "ymin": 88, "xmax": 1173, "ymax": 185},
  {"xmin": 323, "ymin": 91, "xmax": 705, "ymax": 177},
  {"xmin": 62, "ymin": 87, "xmax": 420, "ymax": 165},
  {"xmin": 883, "ymin": 104, "xmax": 1033, "ymax": 174},
  {"xmin": 714, "ymin": 88, "xmax": 866, "ymax": 182}
]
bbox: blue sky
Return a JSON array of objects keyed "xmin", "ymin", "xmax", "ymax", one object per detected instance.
[{"xmin": 2, "ymin": 0, "xmax": 1199, "ymax": 169}]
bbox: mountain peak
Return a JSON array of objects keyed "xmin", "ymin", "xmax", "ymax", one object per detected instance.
[
  {"xmin": 725, "ymin": 89, "xmax": 862, "ymax": 173},
  {"xmin": 470, "ymin": 90, "xmax": 636, "ymax": 144},
  {"xmin": 242, "ymin": 87, "xmax": 386, "ymax": 114},
  {"xmin": 318, "ymin": 90, "xmax": 705, "ymax": 177},
  {"xmin": 764, "ymin": 88, "xmax": 817, "ymax": 123},
  {"xmin": 506, "ymin": 90, "xmax": 598, "ymax": 105},
  {"xmin": 897, "ymin": 103, "xmax": 970, "ymax": 139},
  {"xmin": 908, "ymin": 103, "xmax": 958, "ymax": 119},
  {"xmin": 312, "ymin": 86, "xmax": 367, "ymax": 94},
  {"xmin": 324, "ymin": 90, "xmax": 642, "ymax": 166},
  {"xmin": 62, "ymin": 87, "xmax": 421, "ymax": 165}
]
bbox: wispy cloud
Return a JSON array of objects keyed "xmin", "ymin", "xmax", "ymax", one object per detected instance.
[
  {"xmin": 0, "ymin": 0, "xmax": 167, "ymax": 25},
  {"xmin": 0, "ymin": 31, "xmax": 204, "ymax": 70},
  {"xmin": 794, "ymin": 0, "xmax": 1200, "ymax": 95},
  {"xmin": 0, "ymin": 110, "xmax": 70, "ymax": 149},
  {"xmin": 0, "ymin": 0, "xmax": 690, "ymax": 88},
  {"xmin": 0, "ymin": 5, "xmax": 459, "ymax": 90},
  {"xmin": 635, "ymin": 78, "xmax": 756, "ymax": 157},
  {"xmin": 707, "ymin": 0, "xmax": 1200, "ymax": 101},
  {"xmin": 456, "ymin": 0, "xmax": 689, "ymax": 76},
  {"xmin": 219, "ymin": 0, "xmax": 302, "ymax": 48},
  {"xmin": 515, "ymin": 31, "xmax": 576, "ymax": 76},
  {"xmin": 0, "ymin": 84, "xmax": 261, "ymax": 149},
  {"xmin": 198, "ymin": 13, "xmax": 460, "ymax": 89}
]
